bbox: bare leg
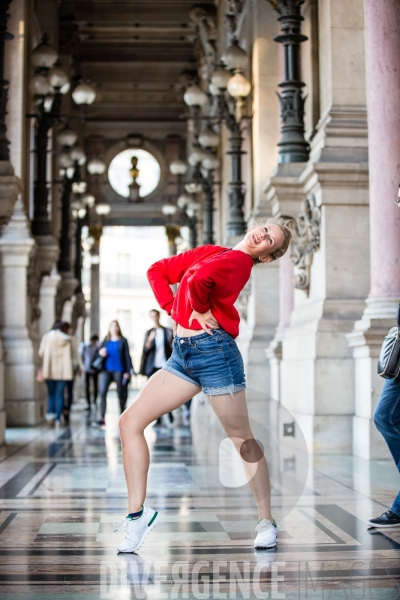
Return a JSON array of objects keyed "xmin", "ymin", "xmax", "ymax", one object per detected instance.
[
  {"xmin": 119, "ymin": 370, "xmax": 200, "ymax": 513},
  {"xmin": 208, "ymin": 391, "xmax": 273, "ymax": 521}
]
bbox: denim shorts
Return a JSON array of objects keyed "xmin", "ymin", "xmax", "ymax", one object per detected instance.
[{"xmin": 162, "ymin": 329, "xmax": 246, "ymax": 396}]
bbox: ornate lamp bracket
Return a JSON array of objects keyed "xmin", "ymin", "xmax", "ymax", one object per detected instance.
[{"xmin": 290, "ymin": 194, "xmax": 321, "ymax": 295}]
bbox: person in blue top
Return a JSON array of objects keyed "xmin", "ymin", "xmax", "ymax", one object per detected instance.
[{"xmin": 93, "ymin": 320, "xmax": 133, "ymax": 427}]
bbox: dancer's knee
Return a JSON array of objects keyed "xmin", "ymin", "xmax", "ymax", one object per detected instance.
[{"xmin": 119, "ymin": 408, "xmax": 142, "ymax": 437}]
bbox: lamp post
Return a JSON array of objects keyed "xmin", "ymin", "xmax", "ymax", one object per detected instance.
[
  {"xmin": 210, "ymin": 59, "xmax": 252, "ymax": 237},
  {"xmin": 268, "ymin": 0, "xmax": 309, "ymax": 163},
  {"xmin": 29, "ymin": 35, "xmax": 70, "ymax": 236}
]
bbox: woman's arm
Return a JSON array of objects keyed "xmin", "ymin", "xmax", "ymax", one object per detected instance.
[{"xmin": 146, "ymin": 247, "xmax": 205, "ymax": 314}]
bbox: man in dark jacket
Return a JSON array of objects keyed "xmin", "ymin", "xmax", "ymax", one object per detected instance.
[{"xmin": 140, "ymin": 309, "xmax": 173, "ymax": 425}]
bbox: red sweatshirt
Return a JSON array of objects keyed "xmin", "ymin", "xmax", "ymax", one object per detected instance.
[{"xmin": 147, "ymin": 245, "xmax": 254, "ymax": 338}]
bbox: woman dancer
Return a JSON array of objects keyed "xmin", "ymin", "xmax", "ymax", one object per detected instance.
[{"xmin": 117, "ymin": 218, "xmax": 294, "ymax": 552}]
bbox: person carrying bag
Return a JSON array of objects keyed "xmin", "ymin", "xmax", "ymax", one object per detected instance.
[{"xmin": 369, "ymin": 303, "xmax": 400, "ymax": 529}]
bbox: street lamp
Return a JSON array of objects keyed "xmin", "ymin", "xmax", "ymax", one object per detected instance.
[
  {"xmin": 29, "ymin": 34, "xmax": 70, "ymax": 237},
  {"xmin": 72, "ymin": 81, "xmax": 96, "ymax": 106},
  {"xmin": 211, "ymin": 49, "xmax": 252, "ymax": 237},
  {"xmin": 169, "ymin": 158, "xmax": 188, "ymax": 197},
  {"xmin": 95, "ymin": 202, "xmax": 111, "ymax": 216},
  {"xmin": 87, "ymin": 157, "xmax": 106, "ymax": 175}
]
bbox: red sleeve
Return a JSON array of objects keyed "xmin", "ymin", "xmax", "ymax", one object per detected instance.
[
  {"xmin": 187, "ymin": 262, "xmax": 215, "ymax": 313},
  {"xmin": 146, "ymin": 247, "xmax": 207, "ymax": 315}
]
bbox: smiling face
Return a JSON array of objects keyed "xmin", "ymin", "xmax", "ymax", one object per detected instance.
[{"xmin": 243, "ymin": 225, "xmax": 285, "ymax": 262}]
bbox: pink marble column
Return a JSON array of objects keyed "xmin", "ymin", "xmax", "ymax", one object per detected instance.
[
  {"xmin": 365, "ymin": 0, "xmax": 400, "ymax": 299},
  {"xmin": 278, "ymin": 250, "xmax": 294, "ymax": 328}
]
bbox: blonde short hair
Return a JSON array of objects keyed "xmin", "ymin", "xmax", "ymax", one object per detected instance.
[{"xmin": 251, "ymin": 217, "xmax": 297, "ymax": 262}]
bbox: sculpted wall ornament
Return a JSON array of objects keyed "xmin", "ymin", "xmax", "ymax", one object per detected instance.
[
  {"xmin": 189, "ymin": 7, "xmax": 217, "ymax": 85},
  {"xmin": 291, "ymin": 194, "xmax": 321, "ymax": 295}
]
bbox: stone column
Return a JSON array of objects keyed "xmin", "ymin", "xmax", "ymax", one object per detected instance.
[
  {"xmin": 0, "ymin": 200, "xmax": 45, "ymax": 425},
  {"xmin": 264, "ymin": 164, "xmax": 305, "ymax": 401},
  {"xmin": 38, "ymin": 269, "xmax": 60, "ymax": 338},
  {"xmin": 347, "ymin": 0, "xmax": 400, "ymax": 459},
  {"xmin": 277, "ymin": 0, "xmax": 370, "ymax": 455}
]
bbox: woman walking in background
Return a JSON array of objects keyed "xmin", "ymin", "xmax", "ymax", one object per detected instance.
[
  {"xmin": 39, "ymin": 320, "xmax": 77, "ymax": 428},
  {"xmin": 93, "ymin": 320, "xmax": 133, "ymax": 428},
  {"xmin": 62, "ymin": 322, "xmax": 81, "ymax": 424}
]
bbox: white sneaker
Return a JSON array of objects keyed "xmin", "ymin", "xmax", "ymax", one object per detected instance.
[
  {"xmin": 254, "ymin": 519, "xmax": 278, "ymax": 549},
  {"xmin": 46, "ymin": 413, "xmax": 56, "ymax": 424},
  {"xmin": 115, "ymin": 505, "xmax": 160, "ymax": 553}
]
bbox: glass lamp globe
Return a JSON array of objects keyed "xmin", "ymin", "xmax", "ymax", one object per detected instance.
[
  {"xmin": 183, "ymin": 84, "xmax": 208, "ymax": 107},
  {"xmin": 169, "ymin": 158, "xmax": 188, "ymax": 176},
  {"xmin": 186, "ymin": 207, "xmax": 195, "ymax": 218},
  {"xmin": 202, "ymin": 154, "xmax": 220, "ymax": 171},
  {"xmin": 60, "ymin": 81, "xmax": 70, "ymax": 95},
  {"xmin": 78, "ymin": 208, "xmax": 87, "ymax": 219},
  {"xmin": 227, "ymin": 72, "xmax": 252, "ymax": 98},
  {"xmin": 29, "ymin": 74, "xmax": 51, "ymax": 96},
  {"xmin": 188, "ymin": 148, "xmax": 208, "ymax": 167},
  {"xmin": 87, "ymin": 158, "xmax": 106, "ymax": 175},
  {"xmin": 47, "ymin": 66, "xmax": 69, "ymax": 90},
  {"xmin": 66, "ymin": 166, "xmax": 75, "ymax": 179},
  {"xmin": 70, "ymin": 146, "xmax": 86, "ymax": 165},
  {"xmin": 31, "ymin": 37, "xmax": 58, "ymax": 69},
  {"xmin": 72, "ymin": 208, "xmax": 78, "ymax": 218},
  {"xmin": 211, "ymin": 67, "xmax": 231, "ymax": 92},
  {"xmin": 43, "ymin": 93, "xmax": 54, "ymax": 112},
  {"xmin": 82, "ymin": 193, "xmax": 95, "ymax": 207},
  {"xmin": 199, "ymin": 127, "xmax": 219, "ymax": 149},
  {"xmin": 59, "ymin": 152, "xmax": 73, "ymax": 169},
  {"xmin": 56, "ymin": 125, "xmax": 78, "ymax": 148},
  {"xmin": 91, "ymin": 255, "xmax": 100, "ymax": 265},
  {"xmin": 161, "ymin": 203, "xmax": 178, "ymax": 216},
  {"xmin": 70, "ymin": 199, "xmax": 83, "ymax": 210},
  {"xmin": 95, "ymin": 202, "xmax": 111, "ymax": 215},
  {"xmin": 185, "ymin": 182, "xmax": 202, "ymax": 194},
  {"xmin": 177, "ymin": 193, "xmax": 192, "ymax": 209},
  {"xmin": 222, "ymin": 40, "xmax": 248, "ymax": 72},
  {"xmin": 209, "ymin": 82, "xmax": 220, "ymax": 96},
  {"xmin": 72, "ymin": 82, "xmax": 96, "ymax": 106}
]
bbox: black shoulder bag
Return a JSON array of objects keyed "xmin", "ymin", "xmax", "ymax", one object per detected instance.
[
  {"xmin": 377, "ymin": 304, "xmax": 400, "ymax": 380},
  {"xmin": 91, "ymin": 341, "xmax": 106, "ymax": 373}
]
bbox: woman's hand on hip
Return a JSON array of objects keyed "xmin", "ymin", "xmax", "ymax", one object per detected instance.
[
  {"xmin": 189, "ymin": 310, "xmax": 219, "ymax": 335},
  {"xmin": 99, "ymin": 347, "xmax": 107, "ymax": 357}
]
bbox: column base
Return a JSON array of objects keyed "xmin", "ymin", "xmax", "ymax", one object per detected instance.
[{"xmin": 291, "ymin": 411, "xmax": 353, "ymax": 455}]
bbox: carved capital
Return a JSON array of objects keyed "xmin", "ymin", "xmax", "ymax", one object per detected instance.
[{"xmin": 290, "ymin": 194, "xmax": 321, "ymax": 295}]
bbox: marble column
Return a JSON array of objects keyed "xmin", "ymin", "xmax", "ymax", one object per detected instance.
[
  {"xmin": 263, "ymin": 164, "xmax": 305, "ymax": 401},
  {"xmin": 276, "ymin": 0, "xmax": 370, "ymax": 455},
  {"xmin": 346, "ymin": 0, "xmax": 400, "ymax": 459},
  {"xmin": 38, "ymin": 269, "xmax": 60, "ymax": 338},
  {"xmin": 0, "ymin": 200, "xmax": 44, "ymax": 425}
]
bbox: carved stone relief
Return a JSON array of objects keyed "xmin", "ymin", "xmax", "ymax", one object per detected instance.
[{"xmin": 291, "ymin": 194, "xmax": 321, "ymax": 295}]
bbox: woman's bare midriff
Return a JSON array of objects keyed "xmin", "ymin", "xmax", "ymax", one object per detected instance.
[{"xmin": 176, "ymin": 324, "xmax": 219, "ymax": 337}]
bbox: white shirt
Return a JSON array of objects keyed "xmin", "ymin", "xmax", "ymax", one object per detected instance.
[{"xmin": 153, "ymin": 328, "xmax": 166, "ymax": 368}]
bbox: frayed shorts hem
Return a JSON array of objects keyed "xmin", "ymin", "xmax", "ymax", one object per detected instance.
[{"xmin": 203, "ymin": 383, "xmax": 246, "ymax": 397}]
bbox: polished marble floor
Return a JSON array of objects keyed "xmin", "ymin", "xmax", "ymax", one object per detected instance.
[{"xmin": 0, "ymin": 388, "xmax": 400, "ymax": 599}]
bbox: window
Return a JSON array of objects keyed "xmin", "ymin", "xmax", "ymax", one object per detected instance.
[
  {"xmin": 108, "ymin": 148, "xmax": 161, "ymax": 198},
  {"xmin": 118, "ymin": 253, "xmax": 130, "ymax": 274}
]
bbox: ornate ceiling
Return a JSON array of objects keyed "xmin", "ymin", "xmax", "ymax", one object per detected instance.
[{"xmin": 59, "ymin": 1, "xmax": 216, "ymax": 128}]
